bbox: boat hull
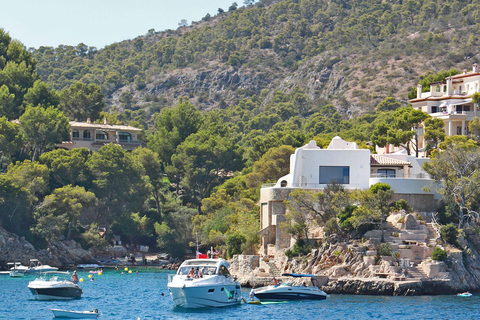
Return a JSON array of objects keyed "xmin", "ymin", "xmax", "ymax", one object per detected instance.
[
  {"xmin": 9, "ymin": 271, "xmax": 25, "ymax": 278},
  {"xmin": 25, "ymin": 267, "xmax": 59, "ymax": 274},
  {"xmin": 28, "ymin": 283, "xmax": 82, "ymax": 300},
  {"xmin": 253, "ymin": 286, "xmax": 327, "ymax": 301},
  {"xmin": 168, "ymin": 284, "xmax": 242, "ymax": 308},
  {"xmin": 51, "ymin": 309, "xmax": 99, "ymax": 318}
]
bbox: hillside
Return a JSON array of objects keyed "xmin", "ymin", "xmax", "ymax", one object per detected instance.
[{"xmin": 31, "ymin": 0, "xmax": 480, "ymax": 122}]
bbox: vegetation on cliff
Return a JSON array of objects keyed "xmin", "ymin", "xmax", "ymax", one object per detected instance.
[{"xmin": 3, "ymin": 0, "xmax": 480, "ymax": 260}]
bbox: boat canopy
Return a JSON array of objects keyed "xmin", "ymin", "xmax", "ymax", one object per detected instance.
[{"xmin": 281, "ymin": 273, "xmax": 317, "ymax": 277}]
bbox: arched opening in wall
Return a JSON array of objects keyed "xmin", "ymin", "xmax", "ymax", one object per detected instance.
[
  {"xmin": 72, "ymin": 129, "xmax": 79, "ymax": 140},
  {"xmin": 119, "ymin": 132, "xmax": 132, "ymax": 142},
  {"xmin": 83, "ymin": 130, "xmax": 91, "ymax": 139},
  {"xmin": 96, "ymin": 131, "xmax": 108, "ymax": 140},
  {"xmin": 280, "ymin": 180, "xmax": 287, "ymax": 187}
]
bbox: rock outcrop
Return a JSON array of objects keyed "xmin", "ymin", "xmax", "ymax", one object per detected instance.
[{"xmin": 0, "ymin": 226, "xmax": 98, "ymax": 269}]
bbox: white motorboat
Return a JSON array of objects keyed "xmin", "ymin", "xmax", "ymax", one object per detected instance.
[
  {"xmin": 28, "ymin": 271, "xmax": 82, "ymax": 300},
  {"xmin": 168, "ymin": 258, "xmax": 242, "ymax": 308},
  {"xmin": 8, "ymin": 262, "xmax": 25, "ymax": 277},
  {"xmin": 51, "ymin": 308, "xmax": 100, "ymax": 319},
  {"xmin": 24, "ymin": 259, "xmax": 58, "ymax": 273},
  {"xmin": 252, "ymin": 273, "xmax": 328, "ymax": 301}
]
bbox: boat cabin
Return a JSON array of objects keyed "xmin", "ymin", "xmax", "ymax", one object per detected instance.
[{"xmin": 176, "ymin": 259, "xmax": 231, "ymax": 277}]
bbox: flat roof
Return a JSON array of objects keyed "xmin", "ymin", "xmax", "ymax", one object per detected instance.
[{"xmin": 70, "ymin": 121, "xmax": 142, "ymax": 132}]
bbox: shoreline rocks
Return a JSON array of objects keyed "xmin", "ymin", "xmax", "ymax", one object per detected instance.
[{"xmin": 0, "ymin": 226, "xmax": 98, "ymax": 269}]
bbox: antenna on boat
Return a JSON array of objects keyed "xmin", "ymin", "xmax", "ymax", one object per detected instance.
[{"xmin": 196, "ymin": 231, "xmax": 199, "ymax": 254}]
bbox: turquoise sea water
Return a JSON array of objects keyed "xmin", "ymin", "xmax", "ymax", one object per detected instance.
[{"xmin": 1, "ymin": 269, "xmax": 479, "ymax": 319}]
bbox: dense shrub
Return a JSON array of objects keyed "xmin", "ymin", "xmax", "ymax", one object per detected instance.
[
  {"xmin": 324, "ymin": 217, "xmax": 339, "ymax": 236},
  {"xmin": 226, "ymin": 233, "xmax": 246, "ymax": 258},
  {"xmin": 432, "ymin": 247, "xmax": 448, "ymax": 261},
  {"xmin": 391, "ymin": 199, "xmax": 411, "ymax": 213},
  {"xmin": 338, "ymin": 205, "xmax": 357, "ymax": 231},
  {"xmin": 377, "ymin": 242, "xmax": 392, "ymax": 257},
  {"xmin": 285, "ymin": 239, "xmax": 311, "ymax": 258},
  {"xmin": 441, "ymin": 223, "xmax": 458, "ymax": 245}
]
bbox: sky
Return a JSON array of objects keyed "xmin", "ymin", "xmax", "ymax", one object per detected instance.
[{"xmin": 0, "ymin": 0, "xmax": 245, "ymax": 49}]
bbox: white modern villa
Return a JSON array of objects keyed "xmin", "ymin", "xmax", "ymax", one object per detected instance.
[
  {"xmin": 57, "ymin": 118, "xmax": 143, "ymax": 152},
  {"xmin": 409, "ymin": 63, "xmax": 480, "ymax": 138},
  {"xmin": 259, "ymin": 137, "xmax": 439, "ymax": 252}
]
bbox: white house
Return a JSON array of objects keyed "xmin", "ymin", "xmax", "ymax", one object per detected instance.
[
  {"xmin": 259, "ymin": 137, "xmax": 439, "ymax": 253},
  {"xmin": 409, "ymin": 63, "xmax": 480, "ymax": 138}
]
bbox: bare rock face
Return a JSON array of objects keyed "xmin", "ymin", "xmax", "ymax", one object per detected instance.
[
  {"xmin": 404, "ymin": 214, "xmax": 418, "ymax": 230},
  {"xmin": 0, "ymin": 226, "xmax": 98, "ymax": 269}
]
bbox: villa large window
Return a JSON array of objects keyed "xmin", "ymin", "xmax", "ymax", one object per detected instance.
[
  {"xmin": 377, "ymin": 169, "xmax": 396, "ymax": 178},
  {"xmin": 72, "ymin": 129, "xmax": 79, "ymax": 139},
  {"xmin": 96, "ymin": 131, "xmax": 108, "ymax": 140},
  {"xmin": 319, "ymin": 166, "xmax": 350, "ymax": 184},
  {"xmin": 119, "ymin": 132, "xmax": 132, "ymax": 142},
  {"xmin": 83, "ymin": 130, "xmax": 91, "ymax": 139}
]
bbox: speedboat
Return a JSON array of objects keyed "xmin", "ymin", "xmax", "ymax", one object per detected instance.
[
  {"xmin": 28, "ymin": 271, "xmax": 82, "ymax": 300},
  {"xmin": 24, "ymin": 259, "xmax": 58, "ymax": 273},
  {"xmin": 51, "ymin": 308, "xmax": 100, "ymax": 319},
  {"xmin": 252, "ymin": 273, "xmax": 328, "ymax": 301},
  {"xmin": 167, "ymin": 258, "xmax": 242, "ymax": 308},
  {"xmin": 8, "ymin": 262, "xmax": 25, "ymax": 278}
]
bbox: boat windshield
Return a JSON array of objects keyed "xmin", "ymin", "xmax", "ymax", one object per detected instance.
[
  {"xmin": 279, "ymin": 282, "xmax": 293, "ymax": 287},
  {"xmin": 177, "ymin": 266, "xmax": 217, "ymax": 276}
]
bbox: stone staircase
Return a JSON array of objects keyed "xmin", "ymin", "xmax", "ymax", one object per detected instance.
[
  {"xmin": 266, "ymin": 261, "xmax": 282, "ymax": 277},
  {"xmin": 407, "ymin": 265, "xmax": 427, "ymax": 280},
  {"xmin": 426, "ymin": 223, "xmax": 440, "ymax": 247}
]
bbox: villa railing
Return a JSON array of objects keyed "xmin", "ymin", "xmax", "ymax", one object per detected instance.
[
  {"xmin": 262, "ymin": 174, "xmax": 432, "ymax": 189},
  {"xmin": 370, "ymin": 173, "xmax": 432, "ymax": 179},
  {"xmin": 261, "ymin": 182, "xmax": 361, "ymax": 188}
]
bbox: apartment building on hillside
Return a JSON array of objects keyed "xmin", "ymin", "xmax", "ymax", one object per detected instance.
[{"xmin": 408, "ymin": 63, "xmax": 480, "ymax": 138}]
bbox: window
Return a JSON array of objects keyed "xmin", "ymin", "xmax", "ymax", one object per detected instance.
[
  {"xmin": 96, "ymin": 131, "xmax": 108, "ymax": 140},
  {"xmin": 83, "ymin": 130, "xmax": 91, "ymax": 139},
  {"xmin": 457, "ymin": 126, "xmax": 462, "ymax": 135},
  {"xmin": 436, "ymin": 86, "xmax": 440, "ymax": 92},
  {"xmin": 72, "ymin": 129, "xmax": 79, "ymax": 139},
  {"xmin": 319, "ymin": 166, "xmax": 350, "ymax": 184},
  {"xmin": 431, "ymin": 106, "xmax": 438, "ymax": 113},
  {"xmin": 218, "ymin": 265, "xmax": 231, "ymax": 277},
  {"xmin": 378, "ymin": 169, "xmax": 396, "ymax": 178},
  {"xmin": 119, "ymin": 132, "xmax": 132, "ymax": 142}
]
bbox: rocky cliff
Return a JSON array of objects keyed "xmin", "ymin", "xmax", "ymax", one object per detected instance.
[
  {"xmin": 231, "ymin": 221, "xmax": 480, "ymax": 295},
  {"xmin": 0, "ymin": 226, "xmax": 98, "ymax": 269}
]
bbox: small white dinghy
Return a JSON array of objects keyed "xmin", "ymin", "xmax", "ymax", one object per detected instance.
[{"xmin": 50, "ymin": 308, "xmax": 100, "ymax": 319}]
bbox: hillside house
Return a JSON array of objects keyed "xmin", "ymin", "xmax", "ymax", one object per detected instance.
[
  {"xmin": 259, "ymin": 137, "xmax": 439, "ymax": 254},
  {"xmin": 408, "ymin": 63, "xmax": 480, "ymax": 142},
  {"xmin": 57, "ymin": 118, "xmax": 143, "ymax": 152}
]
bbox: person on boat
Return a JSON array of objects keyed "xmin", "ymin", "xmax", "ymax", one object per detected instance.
[
  {"xmin": 71, "ymin": 270, "xmax": 79, "ymax": 284},
  {"xmin": 187, "ymin": 267, "xmax": 195, "ymax": 278},
  {"xmin": 272, "ymin": 277, "xmax": 278, "ymax": 286},
  {"xmin": 195, "ymin": 267, "xmax": 203, "ymax": 278},
  {"xmin": 249, "ymin": 289, "xmax": 255, "ymax": 301}
]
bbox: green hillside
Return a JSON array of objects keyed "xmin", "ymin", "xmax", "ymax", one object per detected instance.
[
  {"xmin": 3, "ymin": 0, "xmax": 480, "ymax": 259},
  {"xmin": 32, "ymin": 0, "xmax": 480, "ymax": 122}
]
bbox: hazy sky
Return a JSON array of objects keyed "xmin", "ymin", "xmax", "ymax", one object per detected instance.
[{"xmin": 1, "ymin": 0, "xmax": 244, "ymax": 49}]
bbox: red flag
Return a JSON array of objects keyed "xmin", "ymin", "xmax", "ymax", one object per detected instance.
[{"xmin": 196, "ymin": 251, "xmax": 208, "ymax": 259}]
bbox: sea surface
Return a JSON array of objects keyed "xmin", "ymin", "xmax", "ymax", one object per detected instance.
[{"xmin": 1, "ymin": 268, "xmax": 479, "ymax": 319}]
